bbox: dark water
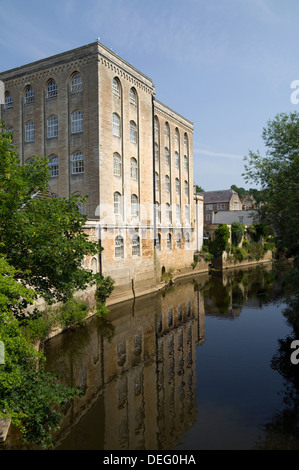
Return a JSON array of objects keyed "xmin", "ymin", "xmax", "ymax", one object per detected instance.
[{"xmin": 5, "ymin": 263, "xmax": 299, "ymax": 450}]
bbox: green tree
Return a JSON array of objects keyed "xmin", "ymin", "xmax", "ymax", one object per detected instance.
[
  {"xmin": 195, "ymin": 184, "xmax": 204, "ymax": 193},
  {"xmin": 0, "ymin": 124, "xmax": 100, "ymax": 312},
  {"xmin": 243, "ymin": 112, "xmax": 299, "ymax": 258}
]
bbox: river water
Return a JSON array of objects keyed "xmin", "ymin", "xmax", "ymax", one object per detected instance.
[
  {"xmin": 36, "ymin": 262, "xmax": 297, "ymax": 451},
  {"xmin": 3, "ymin": 262, "xmax": 299, "ymax": 451}
]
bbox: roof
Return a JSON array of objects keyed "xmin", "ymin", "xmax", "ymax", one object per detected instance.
[{"xmin": 203, "ymin": 189, "xmax": 237, "ymax": 204}]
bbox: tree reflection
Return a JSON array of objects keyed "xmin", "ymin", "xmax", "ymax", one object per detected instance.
[{"xmin": 254, "ymin": 265, "xmax": 299, "ymax": 450}]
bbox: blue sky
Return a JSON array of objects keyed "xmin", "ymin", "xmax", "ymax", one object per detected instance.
[{"xmin": 1, "ymin": 0, "xmax": 298, "ymax": 191}]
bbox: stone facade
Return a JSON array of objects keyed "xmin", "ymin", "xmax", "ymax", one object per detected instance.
[{"xmin": 0, "ymin": 41, "xmax": 204, "ymax": 293}]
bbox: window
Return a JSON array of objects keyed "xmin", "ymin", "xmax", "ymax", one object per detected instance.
[
  {"xmin": 154, "ymin": 116, "xmax": 159, "ymax": 134},
  {"xmin": 166, "ymin": 203, "xmax": 171, "ymax": 222},
  {"xmin": 185, "ymin": 205, "xmax": 190, "ymax": 224},
  {"xmin": 48, "ymin": 155, "xmax": 58, "ymax": 177},
  {"xmin": 184, "ymin": 156, "xmax": 188, "ymax": 172},
  {"xmin": 184, "ymin": 180, "xmax": 189, "ymax": 196},
  {"xmin": 115, "ymin": 235, "xmax": 124, "ymax": 258},
  {"xmin": 175, "ymin": 178, "xmax": 180, "ymax": 195},
  {"xmin": 72, "ymin": 152, "xmax": 84, "ymax": 174},
  {"xmin": 112, "ymin": 113, "xmax": 120, "ymax": 137},
  {"xmin": 206, "ymin": 213, "xmax": 211, "ymax": 221},
  {"xmin": 184, "ymin": 133, "xmax": 188, "ymax": 149},
  {"xmin": 112, "ymin": 78, "xmax": 121, "ymax": 97},
  {"xmin": 177, "ymin": 232, "xmax": 181, "ymax": 249},
  {"xmin": 47, "ymin": 115, "xmax": 58, "ymax": 138},
  {"xmin": 132, "ymin": 235, "xmax": 140, "ymax": 256},
  {"xmin": 24, "ymin": 86, "xmax": 34, "ymax": 104},
  {"xmin": 25, "ymin": 121, "xmax": 35, "ymax": 142},
  {"xmin": 131, "ymin": 194, "xmax": 138, "ymax": 217},
  {"xmin": 165, "ymin": 175, "xmax": 170, "ymax": 192},
  {"xmin": 130, "ymin": 120, "xmax": 137, "ymax": 143},
  {"xmin": 114, "ymin": 192, "xmax": 121, "ymax": 215},
  {"xmin": 71, "ymin": 73, "xmax": 82, "ymax": 93},
  {"xmin": 167, "ymin": 233, "xmax": 172, "ymax": 250},
  {"xmin": 113, "ymin": 153, "xmax": 121, "ymax": 176},
  {"xmin": 155, "ymin": 172, "xmax": 159, "ymax": 192},
  {"xmin": 156, "ymin": 233, "xmax": 161, "ymax": 251},
  {"xmin": 47, "ymin": 80, "xmax": 58, "ymax": 99},
  {"xmin": 206, "ymin": 204, "xmax": 213, "ymax": 211},
  {"xmin": 129, "ymin": 87, "xmax": 137, "ymax": 106},
  {"xmin": 176, "ymin": 204, "xmax": 181, "ymax": 223},
  {"xmin": 164, "ymin": 122, "xmax": 170, "ymax": 137},
  {"xmin": 155, "ymin": 143, "xmax": 159, "ymax": 164},
  {"xmin": 156, "ymin": 202, "xmax": 161, "ymax": 222},
  {"xmin": 175, "ymin": 128, "xmax": 179, "ymax": 143},
  {"xmin": 234, "ymin": 202, "xmax": 239, "ymax": 210},
  {"xmin": 217, "ymin": 203, "xmax": 225, "ymax": 210},
  {"xmin": 175, "ymin": 151, "xmax": 179, "ymax": 168},
  {"xmin": 165, "ymin": 147, "xmax": 170, "ymax": 166},
  {"xmin": 130, "ymin": 158, "xmax": 137, "ymax": 179},
  {"xmin": 71, "ymin": 111, "xmax": 83, "ymax": 134},
  {"xmin": 185, "ymin": 232, "xmax": 190, "ymax": 249},
  {"xmin": 4, "ymin": 92, "xmax": 13, "ymax": 109}
]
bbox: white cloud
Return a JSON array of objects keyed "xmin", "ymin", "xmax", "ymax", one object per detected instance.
[{"xmin": 194, "ymin": 148, "xmax": 243, "ymax": 160}]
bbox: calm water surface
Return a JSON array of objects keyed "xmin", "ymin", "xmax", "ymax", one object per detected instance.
[{"xmin": 6, "ymin": 263, "xmax": 299, "ymax": 450}]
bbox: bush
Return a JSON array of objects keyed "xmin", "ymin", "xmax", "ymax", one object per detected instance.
[
  {"xmin": 58, "ymin": 298, "xmax": 89, "ymax": 329},
  {"xmin": 231, "ymin": 222, "xmax": 245, "ymax": 247}
]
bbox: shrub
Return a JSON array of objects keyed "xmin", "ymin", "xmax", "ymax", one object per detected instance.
[{"xmin": 231, "ymin": 222, "xmax": 245, "ymax": 247}]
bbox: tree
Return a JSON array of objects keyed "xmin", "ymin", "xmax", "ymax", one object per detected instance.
[
  {"xmin": 195, "ymin": 184, "xmax": 204, "ymax": 193},
  {"xmin": 0, "ymin": 124, "xmax": 101, "ymax": 312},
  {"xmin": 243, "ymin": 112, "xmax": 299, "ymax": 259}
]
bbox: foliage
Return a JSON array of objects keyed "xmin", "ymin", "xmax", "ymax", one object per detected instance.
[
  {"xmin": 243, "ymin": 111, "xmax": 299, "ymax": 258},
  {"xmin": 195, "ymin": 184, "xmax": 204, "ymax": 193},
  {"xmin": 231, "ymin": 222, "xmax": 245, "ymax": 247},
  {"xmin": 0, "ymin": 123, "xmax": 100, "ymax": 311},
  {"xmin": 209, "ymin": 224, "xmax": 230, "ymax": 258}
]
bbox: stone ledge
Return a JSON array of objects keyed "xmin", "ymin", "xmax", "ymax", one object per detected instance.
[{"xmin": 0, "ymin": 418, "xmax": 11, "ymax": 443}]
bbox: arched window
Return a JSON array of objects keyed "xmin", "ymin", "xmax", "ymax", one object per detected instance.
[
  {"xmin": 114, "ymin": 191, "xmax": 121, "ymax": 215},
  {"xmin": 130, "ymin": 120, "xmax": 137, "ymax": 143},
  {"xmin": 71, "ymin": 110, "xmax": 83, "ymax": 134},
  {"xmin": 47, "ymin": 79, "xmax": 58, "ymax": 99},
  {"xmin": 167, "ymin": 233, "xmax": 172, "ymax": 250},
  {"xmin": 175, "ymin": 151, "xmax": 179, "ymax": 168},
  {"xmin": 25, "ymin": 121, "xmax": 35, "ymax": 142},
  {"xmin": 177, "ymin": 232, "xmax": 181, "ymax": 249},
  {"xmin": 155, "ymin": 172, "xmax": 159, "ymax": 192},
  {"xmin": 131, "ymin": 194, "xmax": 138, "ymax": 217},
  {"xmin": 165, "ymin": 147, "xmax": 170, "ymax": 166},
  {"xmin": 70, "ymin": 73, "xmax": 82, "ymax": 93},
  {"xmin": 184, "ymin": 133, "xmax": 188, "ymax": 150},
  {"xmin": 132, "ymin": 235, "xmax": 140, "ymax": 256},
  {"xmin": 112, "ymin": 77, "xmax": 121, "ymax": 98},
  {"xmin": 156, "ymin": 233, "xmax": 161, "ymax": 251},
  {"xmin": 113, "ymin": 153, "xmax": 121, "ymax": 176},
  {"xmin": 72, "ymin": 152, "xmax": 84, "ymax": 174},
  {"xmin": 175, "ymin": 128, "xmax": 179, "ymax": 144},
  {"xmin": 185, "ymin": 205, "xmax": 190, "ymax": 224},
  {"xmin": 4, "ymin": 92, "xmax": 13, "ymax": 109},
  {"xmin": 48, "ymin": 155, "xmax": 58, "ymax": 177},
  {"xmin": 115, "ymin": 235, "xmax": 124, "ymax": 258},
  {"xmin": 176, "ymin": 204, "xmax": 181, "ymax": 223},
  {"xmin": 165, "ymin": 175, "xmax": 170, "ymax": 192},
  {"xmin": 24, "ymin": 86, "xmax": 34, "ymax": 104},
  {"xmin": 184, "ymin": 155, "xmax": 188, "ymax": 172},
  {"xmin": 112, "ymin": 113, "xmax": 120, "ymax": 137},
  {"xmin": 130, "ymin": 157, "xmax": 137, "ymax": 180},
  {"xmin": 47, "ymin": 115, "xmax": 58, "ymax": 138},
  {"xmin": 156, "ymin": 202, "xmax": 161, "ymax": 222},
  {"xmin": 154, "ymin": 116, "xmax": 159, "ymax": 135},
  {"xmin": 129, "ymin": 87, "xmax": 137, "ymax": 106},
  {"xmin": 166, "ymin": 203, "xmax": 171, "ymax": 222},
  {"xmin": 185, "ymin": 232, "xmax": 190, "ymax": 249},
  {"xmin": 175, "ymin": 178, "xmax": 180, "ymax": 195},
  {"xmin": 184, "ymin": 180, "xmax": 189, "ymax": 196},
  {"xmin": 155, "ymin": 143, "xmax": 159, "ymax": 164}
]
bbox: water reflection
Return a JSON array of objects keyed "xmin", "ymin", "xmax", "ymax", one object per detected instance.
[
  {"xmin": 44, "ymin": 275, "xmax": 207, "ymax": 450},
  {"xmin": 3, "ymin": 263, "xmax": 298, "ymax": 450}
]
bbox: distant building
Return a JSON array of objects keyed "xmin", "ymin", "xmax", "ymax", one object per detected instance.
[{"xmin": 0, "ymin": 41, "xmax": 204, "ymax": 297}]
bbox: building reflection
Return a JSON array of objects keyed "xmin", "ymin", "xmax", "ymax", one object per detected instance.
[{"xmin": 43, "ymin": 275, "xmax": 207, "ymax": 450}]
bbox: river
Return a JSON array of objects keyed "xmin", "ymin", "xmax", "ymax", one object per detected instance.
[{"xmin": 3, "ymin": 262, "xmax": 299, "ymax": 450}]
